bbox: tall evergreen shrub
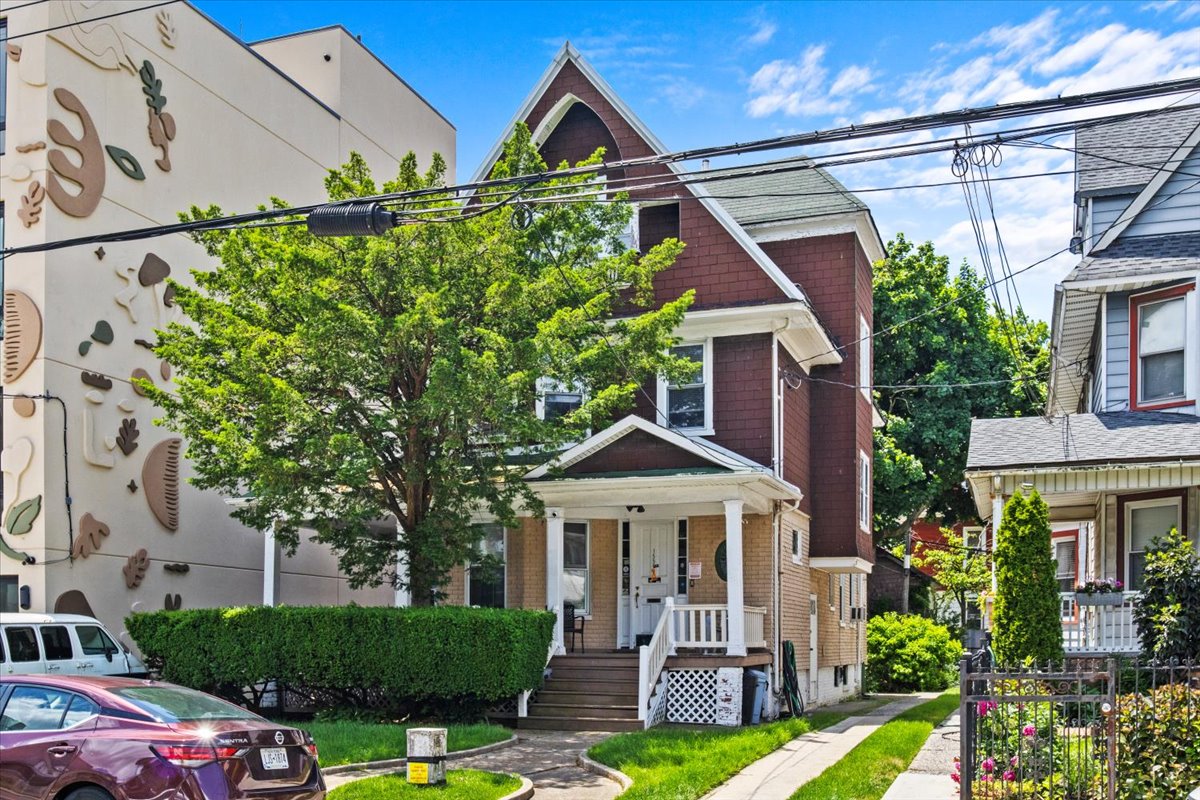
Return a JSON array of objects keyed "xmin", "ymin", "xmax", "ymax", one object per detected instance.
[
  {"xmin": 1133, "ymin": 528, "xmax": 1200, "ymax": 661},
  {"xmin": 992, "ymin": 490, "xmax": 1064, "ymax": 666}
]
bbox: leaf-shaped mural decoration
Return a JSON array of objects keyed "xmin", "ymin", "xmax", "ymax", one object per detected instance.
[
  {"xmin": 106, "ymin": 146, "xmax": 146, "ymax": 181},
  {"xmin": 116, "ymin": 418, "xmax": 140, "ymax": 456},
  {"xmin": 5, "ymin": 495, "xmax": 42, "ymax": 535},
  {"xmin": 140, "ymin": 60, "xmax": 167, "ymax": 114},
  {"xmin": 0, "ymin": 533, "xmax": 32, "ymax": 564},
  {"xmin": 123, "ymin": 549, "xmax": 150, "ymax": 589}
]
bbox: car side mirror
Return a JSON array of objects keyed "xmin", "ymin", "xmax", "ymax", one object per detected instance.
[{"xmin": 105, "ymin": 646, "xmax": 115, "ymax": 662}]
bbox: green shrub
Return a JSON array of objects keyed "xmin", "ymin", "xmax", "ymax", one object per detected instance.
[
  {"xmin": 1115, "ymin": 683, "xmax": 1200, "ymax": 800},
  {"xmin": 126, "ymin": 605, "xmax": 553, "ymax": 716},
  {"xmin": 865, "ymin": 612, "xmax": 962, "ymax": 691},
  {"xmin": 1132, "ymin": 528, "xmax": 1200, "ymax": 662},
  {"xmin": 993, "ymin": 490, "xmax": 1064, "ymax": 667}
]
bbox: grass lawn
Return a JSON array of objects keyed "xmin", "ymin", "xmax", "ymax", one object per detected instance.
[
  {"xmin": 789, "ymin": 690, "xmax": 960, "ymax": 800},
  {"xmin": 287, "ymin": 720, "xmax": 510, "ymax": 767},
  {"xmin": 326, "ymin": 769, "xmax": 521, "ymax": 800},
  {"xmin": 587, "ymin": 696, "xmax": 889, "ymax": 800}
]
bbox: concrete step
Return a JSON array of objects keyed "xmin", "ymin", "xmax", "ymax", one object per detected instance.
[
  {"xmin": 517, "ymin": 715, "xmax": 644, "ymax": 732},
  {"xmin": 526, "ymin": 702, "xmax": 640, "ymax": 720}
]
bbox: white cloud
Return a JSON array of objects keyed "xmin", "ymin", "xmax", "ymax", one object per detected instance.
[
  {"xmin": 746, "ymin": 19, "xmax": 777, "ymax": 46},
  {"xmin": 746, "ymin": 45, "xmax": 877, "ymax": 118},
  {"xmin": 831, "ymin": 65, "xmax": 875, "ymax": 95},
  {"xmin": 1035, "ymin": 24, "xmax": 1127, "ymax": 75},
  {"xmin": 657, "ymin": 76, "xmax": 709, "ymax": 111}
]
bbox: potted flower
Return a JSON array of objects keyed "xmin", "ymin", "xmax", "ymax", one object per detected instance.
[{"xmin": 1074, "ymin": 578, "xmax": 1125, "ymax": 606}]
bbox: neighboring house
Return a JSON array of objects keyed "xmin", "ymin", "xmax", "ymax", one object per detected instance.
[
  {"xmin": 0, "ymin": 4, "xmax": 454, "ymax": 630},
  {"xmin": 966, "ymin": 107, "xmax": 1200, "ymax": 656},
  {"xmin": 868, "ymin": 545, "xmax": 935, "ymax": 616},
  {"xmin": 435, "ymin": 43, "xmax": 882, "ymax": 730}
]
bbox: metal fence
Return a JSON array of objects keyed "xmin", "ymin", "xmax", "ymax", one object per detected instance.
[{"xmin": 959, "ymin": 653, "xmax": 1200, "ymax": 800}]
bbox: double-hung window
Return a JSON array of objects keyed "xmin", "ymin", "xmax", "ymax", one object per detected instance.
[
  {"xmin": 562, "ymin": 521, "xmax": 590, "ymax": 615},
  {"xmin": 467, "ymin": 523, "xmax": 506, "ymax": 608},
  {"xmin": 1131, "ymin": 284, "xmax": 1194, "ymax": 410},
  {"xmin": 858, "ymin": 451, "xmax": 871, "ymax": 532},
  {"xmin": 536, "ymin": 378, "xmax": 585, "ymax": 423},
  {"xmin": 1053, "ymin": 537, "xmax": 1076, "ymax": 593},
  {"xmin": 659, "ymin": 341, "xmax": 712, "ymax": 433},
  {"xmin": 1126, "ymin": 497, "xmax": 1182, "ymax": 591}
]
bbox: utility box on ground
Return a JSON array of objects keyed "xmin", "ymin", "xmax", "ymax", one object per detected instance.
[{"xmin": 407, "ymin": 727, "xmax": 447, "ymax": 785}]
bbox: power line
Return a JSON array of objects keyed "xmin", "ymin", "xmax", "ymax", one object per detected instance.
[
  {"xmin": 2, "ymin": 0, "xmax": 180, "ymax": 42},
  {"xmin": 1, "ymin": 0, "xmax": 53, "ymax": 14}
]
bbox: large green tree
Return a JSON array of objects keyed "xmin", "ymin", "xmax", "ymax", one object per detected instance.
[
  {"xmin": 992, "ymin": 490, "xmax": 1064, "ymax": 666},
  {"xmin": 151, "ymin": 125, "xmax": 694, "ymax": 602},
  {"xmin": 872, "ymin": 235, "xmax": 1048, "ymax": 543},
  {"xmin": 909, "ymin": 528, "xmax": 992, "ymax": 632}
]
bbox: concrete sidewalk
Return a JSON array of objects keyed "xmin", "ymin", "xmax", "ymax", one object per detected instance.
[
  {"xmin": 880, "ymin": 710, "xmax": 960, "ymax": 800},
  {"xmin": 701, "ymin": 693, "xmax": 941, "ymax": 800}
]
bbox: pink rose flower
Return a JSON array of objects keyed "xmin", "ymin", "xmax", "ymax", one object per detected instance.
[
  {"xmin": 1004, "ymin": 770, "xmax": 1016, "ymax": 781},
  {"xmin": 1022, "ymin": 724, "xmax": 1036, "ymax": 736},
  {"xmin": 951, "ymin": 772, "xmax": 961, "ymax": 784},
  {"xmin": 1010, "ymin": 756, "xmax": 1019, "ymax": 766},
  {"xmin": 982, "ymin": 757, "xmax": 996, "ymax": 773}
]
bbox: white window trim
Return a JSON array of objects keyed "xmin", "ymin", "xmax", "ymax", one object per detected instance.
[
  {"xmin": 791, "ymin": 528, "xmax": 802, "ymax": 565},
  {"xmin": 838, "ymin": 574, "xmax": 847, "ymax": 627},
  {"xmin": 858, "ymin": 450, "xmax": 871, "ymax": 533},
  {"xmin": 465, "ymin": 524, "xmax": 508, "ymax": 609},
  {"xmin": 1053, "ymin": 535, "xmax": 1077, "ymax": 592},
  {"xmin": 563, "ymin": 520, "xmax": 592, "ymax": 617},
  {"xmin": 535, "ymin": 377, "xmax": 587, "ymax": 422},
  {"xmin": 827, "ymin": 573, "xmax": 835, "ymax": 610},
  {"xmin": 656, "ymin": 338, "xmax": 715, "ymax": 436},
  {"xmin": 1125, "ymin": 496, "xmax": 1183, "ymax": 590},
  {"xmin": 859, "ymin": 314, "xmax": 871, "ymax": 400},
  {"xmin": 1129, "ymin": 282, "xmax": 1198, "ymax": 408}
]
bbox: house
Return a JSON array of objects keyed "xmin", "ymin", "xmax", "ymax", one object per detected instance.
[
  {"xmin": 868, "ymin": 545, "xmax": 936, "ymax": 617},
  {"xmin": 1, "ymin": 4, "xmax": 453, "ymax": 628},
  {"xmin": 965, "ymin": 107, "xmax": 1200, "ymax": 655},
  {"xmin": 432, "ymin": 43, "xmax": 882, "ymax": 730}
]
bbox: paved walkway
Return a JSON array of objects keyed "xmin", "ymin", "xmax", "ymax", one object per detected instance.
[
  {"xmin": 325, "ymin": 730, "xmax": 619, "ymax": 800},
  {"xmin": 701, "ymin": 693, "xmax": 941, "ymax": 800},
  {"xmin": 880, "ymin": 710, "xmax": 960, "ymax": 800}
]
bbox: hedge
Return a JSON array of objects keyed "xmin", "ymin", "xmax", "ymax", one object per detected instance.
[
  {"xmin": 126, "ymin": 605, "xmax": 554, "ymax": 715},
  {"xmin": 865, "ymin": 612, "xmax": 962, "ymax": 692}
]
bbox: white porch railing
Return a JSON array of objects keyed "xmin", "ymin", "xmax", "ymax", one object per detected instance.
[
  {"xmin": 1060, "ymin": 592, "xmax": 1141, "ymax": 654},
  {"xmin": 638, "ymin": 597, "xmax": 675, "ymax": 722},
  {"xmin": 671, "ymin": 604, "xmax": 768, "ymax": 650}
]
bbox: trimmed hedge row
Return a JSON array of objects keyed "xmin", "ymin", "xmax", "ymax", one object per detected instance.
[{"xmin": 126, "ymin": 605, "xmax": 554, "ymax": 713}]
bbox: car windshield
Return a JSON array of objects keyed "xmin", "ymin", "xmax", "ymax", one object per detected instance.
[{"xmin": 110, "ymin": 686, "xmax": 263, "ymax": 723}]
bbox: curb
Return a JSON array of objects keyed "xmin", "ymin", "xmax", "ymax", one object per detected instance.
[
  {"xmin": 322, "ymin": 733, "xmax": 519, "ymax": 776},
  {"xmin": 576, "ymin": 752, "xmax": 633, "ymax": 791},
  {"xmin": 500, "ymin": 774, "xmax": 535, "ymax": 800}
]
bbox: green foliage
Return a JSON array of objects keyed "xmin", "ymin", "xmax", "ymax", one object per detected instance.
[
  {"xmin": 992, "ymin": 491, "xmax": 1064, "ymax": 667},
  {"xmin": 126, "ymin": 605, "xmax": 553, "ymax": 716},
  {"xmin": 1115, "ymin": 683, "xmax": 1200, "ymax": 800},
  {"xmin": 872, "ymin": 235, "xmax": 1049, "ymax": 542},
  {"xmin": 865, "ymin": 612, "xmax": 962, "ymax": 692},
  {"xmin": 153, "ymin": 127, "xmax": 691, "ymax": 600},
  {"xmin": 1132, "ymin": 528, "xmax": 1200, "ymax": 662},
  {"xmin": 327, "ymin": 770, "xmax": 522, "ymax": 800},
  {"xmin": 286, "ymin": 720, "xmax": 508, "ymax": 767},
  {"xmin": 911, "ymin": 528, "xmax": 991, "ymax": 631}
]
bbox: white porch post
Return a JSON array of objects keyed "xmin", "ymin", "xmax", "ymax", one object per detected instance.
[
  {"xmin": 263, "ymin": 520, "xmax": 280, "ymax": 607},
  {"xmin": 724, "ymin": 499, "xmax": 747, "ymax": 657},
  {"xmin": 546, "ymin": 507, "xmax": 566, "ymax": 654},
  {"xmin": 394, "ymin": 520, "xmax": 411, "ymax": 607}
]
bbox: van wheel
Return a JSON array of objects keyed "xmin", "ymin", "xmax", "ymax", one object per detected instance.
[{"xmin": 63, "ymin": 787, "xmax": 114, "ymax": 800}]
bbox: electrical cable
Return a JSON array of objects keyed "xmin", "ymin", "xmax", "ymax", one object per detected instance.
[{"xmin": 1, "ymin": 0, "xmax": 179, "ymax": 42}]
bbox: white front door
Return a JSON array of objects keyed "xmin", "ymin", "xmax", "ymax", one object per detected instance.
[{"xmin": 631, "ymin": 521, "xmax": 675, "ymax": 641}]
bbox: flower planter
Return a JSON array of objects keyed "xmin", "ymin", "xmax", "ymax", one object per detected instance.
[{"xmin": 1074, "ymin": 592, "xmax": 1125, "ymax": 607}]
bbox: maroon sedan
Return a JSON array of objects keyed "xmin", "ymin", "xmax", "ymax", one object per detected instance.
[{"xmin": 0, "ymin": 675, "xmax": 324, "ymax": 800}]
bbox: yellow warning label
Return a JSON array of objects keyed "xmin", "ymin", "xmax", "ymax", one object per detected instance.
[{"xmin": 408, "ymin": 762, "xmax": 429, "ymax": 784}]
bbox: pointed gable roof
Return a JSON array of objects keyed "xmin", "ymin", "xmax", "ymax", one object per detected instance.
[{"xmin": 471, "ymin": 43, "xmax": 810, "ymax": 307}]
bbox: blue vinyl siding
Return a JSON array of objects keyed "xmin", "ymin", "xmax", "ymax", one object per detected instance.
[
  {"xmin": 1104, "ymin": 292, "xmax": 1130, "ymax": 412},
  {"xmin": 1122, "ymin": 146, "xmax": 1200, "ymax": 239},
  {"xmin": 1091, "ymin": 195, "xmax": 1133, "ymax": 243}
]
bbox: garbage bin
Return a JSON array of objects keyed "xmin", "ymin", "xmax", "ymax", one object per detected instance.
[{"xmin": 742, "ymin": 669, "xmax": 767, "ymax": 725}]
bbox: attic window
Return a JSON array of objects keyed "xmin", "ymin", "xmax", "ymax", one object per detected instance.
[{"xmin": 1130, "ymin": 282, "xmax": 1194, "ymax": 410}]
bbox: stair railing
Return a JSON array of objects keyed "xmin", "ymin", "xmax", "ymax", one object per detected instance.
[
  {"xmin": 637, "ymin": 597, "xmax": 675, "ymax": 721},
  {"xmin": 518, "ymin": 637, "xmax": 558, "ymax": 718}
]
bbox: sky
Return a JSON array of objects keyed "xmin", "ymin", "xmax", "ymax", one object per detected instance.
[{"xmin": 195, "ymin": 0, "xmax": 1200, "ymax": 324}]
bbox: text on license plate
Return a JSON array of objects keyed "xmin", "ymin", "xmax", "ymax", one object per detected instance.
[{"xmin": 260, "ymin": 748, "xmax": 289, "ymax": 770}]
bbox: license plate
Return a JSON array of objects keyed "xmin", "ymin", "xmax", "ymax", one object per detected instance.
[{"xmin": 260, "ymin": 748, "xmax": 289, "ymax": 770}]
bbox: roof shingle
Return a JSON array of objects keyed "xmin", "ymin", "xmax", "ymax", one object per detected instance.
[
  {"xmin": 708, "ymin": 158, "xmax": 866, "ymax": 227},
  {"xmin": 1064, "ymin": 232, "xmax": 1200, "ymax": 282},
  {"xmin": 1076, "ymin": 107, "xmax": 1200, "ymax": 196}
]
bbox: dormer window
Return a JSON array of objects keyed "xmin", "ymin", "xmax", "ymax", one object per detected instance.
[
  {"xmin": 657, "ymin": 340, "xmax": 713, "ymax": 434},
  {"xmin": 1130, "ymin": 283, "xmax": 1195, "ymax": 411}
]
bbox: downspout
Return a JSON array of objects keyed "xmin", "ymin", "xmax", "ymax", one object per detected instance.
[{"xmin": 772, "ymin": 500, "xmax": 782, "ymax": 715}]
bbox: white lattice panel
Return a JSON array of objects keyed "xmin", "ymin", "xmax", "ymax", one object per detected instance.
[
  {"xmin": 649, "ymin": 674, "xmax": 669, "ymax": 727},
  {"xmin": 667, "ymin": 669, "xmax": 717, "ymax": 724}
]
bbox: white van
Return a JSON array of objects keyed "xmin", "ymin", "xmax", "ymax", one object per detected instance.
[{"xmin": 0, "ymin": 613, "xmax": 147, "ymax": 677}]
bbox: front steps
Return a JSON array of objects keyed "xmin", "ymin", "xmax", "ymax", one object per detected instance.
[{"xmin": 519, "ymin": 651, "xmax": 644, "ymax": 732}]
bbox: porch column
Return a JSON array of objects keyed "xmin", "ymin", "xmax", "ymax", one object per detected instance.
[
  {"xmin": 724, "ymin": 499, "xmax": 747, "ymax": 657},
  {"xmin": 263, "ymin": 520, "xmax": 280, "ymax": 607},
  {"xmin": 394, "ymin": 519, "xmax": 411, "ymax": 607},
  {"xmin": 546, "ymin": 507, "xmax": 566, "ymax": 654}
]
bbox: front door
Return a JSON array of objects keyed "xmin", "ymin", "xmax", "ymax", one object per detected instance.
[{"xmin": 631, "ymin": 521, "xmax": 675, "ymax": 642}]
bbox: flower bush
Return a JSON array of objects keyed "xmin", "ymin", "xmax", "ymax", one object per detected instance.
[{"xmin": 1074, "ymin": 578, "xmax": 1123, "ymax": 594}]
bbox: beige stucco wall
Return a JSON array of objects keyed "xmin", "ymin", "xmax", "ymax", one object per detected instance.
[{"xmin": 1, "ymin": 1, "xmax": 454, "ymax": 640}]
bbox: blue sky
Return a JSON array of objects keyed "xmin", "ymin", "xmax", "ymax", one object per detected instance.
[{"xmin": 196, "ymin": 0, "xmax": 1200, "ymax": 323}]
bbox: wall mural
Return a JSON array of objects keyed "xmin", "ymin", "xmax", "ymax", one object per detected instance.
[
  {"xmin": 17, "ymin": 181, "xmax": 46, "ymax": 227},
  {"xmin": 130, "ymin": 368, "xmax": 154, "ymax": 397},
  {"xmin": 163, "ymin": 562, "xmax": 189, "ymax": 574},
  {"xmin": 106, "ymin": 145, "xmax": 146, "ymax": 181},
  {"xmin": 0, "ymin": 440, "xmax": 37, "ymax": 565},
  {"xmin": 127, "ymin": 479, "xmax": 139, "ymax": 494},
  {"xmin": 143, "ymin": 438, "xmax": 182, "ymax": 532},
  {"xmin": 123, "ymin": 549, "xmax": 150, "ymax": 588},
  {"xmin": 116, "ymin": 255, "xmax": 173, "ymax": 325},
  {"xmin": 72, "ymin": 512, "xmax": 111, "ymax": 559},
  {"xmin": 140, "ymin": 61, "xmax": 175, "ymax": 172},
  {"xmin": 164, "ymin": 593, "xmax": 183, "ymax": 611},
  {"xmin": 4, "ymin": 291, "xmax": 43, "ymax": 383},
  {"xmin": 81, "ymin": 390, "xmax": 116, "ymax": 469},
  {"xmin": 51, "ymin": 1, "xmax": 138, "ymax": 75},
  {"xmin": 81, "ymin": 372, "xmax": 112, "ymax": 390},
  {"xmin": 2, "ymin": 438, "xmax": 35, "ymax": 519},
  {"xmin": 156, "ymin": 9, "xmax": 177, "ymax": 48},
  {"xmin": 12, "ymin": 397, "xmax": 37, "ymax": 418},
  {"xmin": 46, "ymin": 88, "xmax": 106, "ymax": 218},
  {"xmin": 54, "ymin": 590, "xmax": 97, "ymax": 617},
  {"xmin": 79, "ymin": 320, "xmax": 115, "ymax": 356},
  {"xmin": 116, "ymin": 419, "xmax": 140, "ymax": 456}
]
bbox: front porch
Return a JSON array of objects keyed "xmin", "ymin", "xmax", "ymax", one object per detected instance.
[{"xmin": 1058, "ymin": 591, "xmax": 1140, "ymax": 654}]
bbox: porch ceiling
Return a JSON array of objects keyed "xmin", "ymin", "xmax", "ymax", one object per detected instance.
[{"xmin": 524, "ymin": 471, "xmax": 800, "ymax": 516}]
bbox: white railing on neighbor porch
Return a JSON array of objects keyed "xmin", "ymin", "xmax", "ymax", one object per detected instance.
[
  {"xmin": 1060, "ymin": 591, "xmax": 1141, "ymax": 654},
  {"xmin": 670, "ymin": 604, "xmax": 768, "ymax": 650},
  {"xmin": 638, "ymin": 597, "xmax": 675, "ymax": 722}
]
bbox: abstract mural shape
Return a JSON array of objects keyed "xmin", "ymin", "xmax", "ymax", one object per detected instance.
[
  {"xmin": 52, "ymin": 1, "xmax": 137, "ymax": 74},
  {"xmin": 163, "ymin": 284, "xmax": 177, "ymax": 307},
  {"xmin": 78, "ymin": 341, "xmax": 92, "ymax": 356},
  {"xmin": 118, "ymin": 399, "xmax": 135, "ymax": 412},
  {"xmin": 12, "ymin": 397, "xmax": 37, "ymax": 418},
  {"xmin": 140, "ymin": 60, "xmax": 167, "ymax": 114},
  {"xmin": 164, "ymin": 593, "xmax": 182, "ymax": 611},
  {"xmin": 156, "ymin": 9, "xmax": 177, "ymax": 48},
  {"xmin": 116, "ymin": 418, "xmax": 140, "ymax": 456},
  {"xmin": 134, "ymin": 339, "xmax": 155, "ymax": 350},
  {"xmin": 17, "ymin": 180, "xmax": 46, "ymax": 227},
  {"xmin": 0, "ymin": 534, "xmax": 32, "ymax": 564},
  {"xmin": 163, "ymin": 562, "xmax": 190, "ymax": 574},
  {"xmin": 159, "ymin": 360, "xmax": 171, "ymax": 381},
  {"xmin": 123, "ymin": 549, "xmax": 150, "ymax": 588},
  {"xmin": 81, "ymin": 372, "xmax": 113, "ymax": 390},
  {"xmin": 81, "ymin": 401, "xmax": 115, "ymax": 469},
  {"xmin": 115, "ymin": 264, "xmax": 140, "ymax": 322},
  {"xmin": 6, "ymin": 43, "xmax": 20, "ymax": 61},
  {"xmin": 90, "ymin": 320, "xmax": 114, "ymax": 345},
  {"xmin": 127, "ymin": 479, "xmax": 139, "ymax": 493},
  {"xmin": 54, "ymin": 590, "xmax": 97, "ymax": 617},
  {"xmin": 131, "ymin": 368, "xmax": 154, "ymax": 397},
  {"xmin": 106, "ymin": 145, "xmax": 146, "ymax": 181},
  {"xmin": 138, "ymin": 254, "xmax": 171, "ymax": 286},
  {"xmin": 46, "ymin": 88, "xmax": 105, "ymax": 218},
  {"xmin": 72, "ymin": 512, "xmax": 111, "ymax": 559},
  {"xmin": 5, "ymin": 496, "xmax": 43, "ymax": 536},
  {"xmin": 142, "ymin": 438, "xmax": 182, "ymax": 532},
  {"xmin": 148, "ymin": 107, "xmax": 177, "ymax": 172},
  {"xmin": 95, "ymin": 246, "xmax": 106, "ymax": 260},
  {"xmin": 2, "ymin": 438, "xmax": 34, "ymax": 518},
  {"xmin": 15, "ymin": 141, "xmax": 46, "ymax": 153},
  {"xmin": 4, "ymin": 291, "xmax": 43, "ymax": 383}
]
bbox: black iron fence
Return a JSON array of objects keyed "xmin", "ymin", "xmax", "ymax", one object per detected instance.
[{"xmin": 958, "ymin": 653, "xmax": 1200, "ymax": 800}]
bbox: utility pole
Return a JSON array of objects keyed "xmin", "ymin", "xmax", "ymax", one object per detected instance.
[{"xmin": 901, "ymin": 526, "xmax": 913, "ymax": 615}]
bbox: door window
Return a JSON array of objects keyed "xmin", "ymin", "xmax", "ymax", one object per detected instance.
[
  {"xmin": 0, "ymin": 686, "xmax": 74, "ymax": 732},
  {"xmin": 60, "ymin": 695, "xmax": 100, "ymax": 729},
  {"xmin": 76, "ymin": 625, "xmax": 118, "ymax": 656},
  {"xmin": 4, "ymin": 628, "xmax": 40, "ymax": 662},
  {"xmin": 468, "ymin": 524, "xmax": 506, "ymax": 608},
  {"xmin": 563, "ymin": 521, "xmax": 590, "ymax": 615},
  {"xmin": 40, "ymin": 626, "xmax": 74, "ymax": 661}
]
